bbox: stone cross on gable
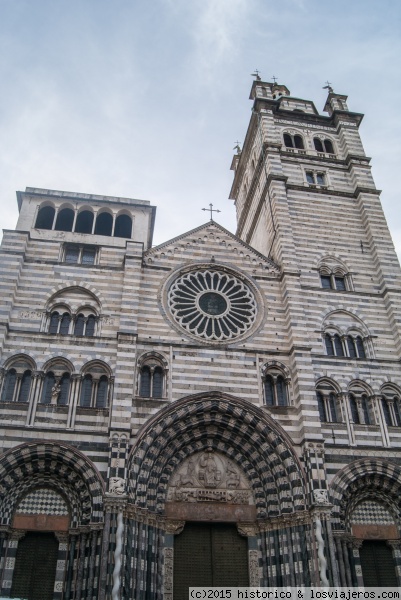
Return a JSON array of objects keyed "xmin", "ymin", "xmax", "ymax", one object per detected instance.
[{"xmin": 202, "ymin": 203, "xmax": 221, "ymax": 221}]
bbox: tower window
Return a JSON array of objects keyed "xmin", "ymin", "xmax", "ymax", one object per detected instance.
[
  {"xmin": 283, "ymin": 133, "xmax": 304, "ymax": 149},
  {"xmin": 306, "ymin": 171, "xmax": 326, "ymax": 186},
  {"xmin": 55, "ymin": 208, "xmax": 74, "ymax": 232},
  {"xmin": 313, "ymin": 138, "xmax": 335, "ymax": 154},
  {"xmin": 320, "ymin": 271, "xmax": 349, "ymax": 291},
  {"xmin": 75, "ymin": 210, "xmax": 94, "ymax": 234},
  {"xmin": 94, "ymin": 212, "xmax": 113, "ymax": 236},
  {"xmin": 35, "ymin": 205, "xmax": 55, "ymax": 230},
  {"xmin": 114, "ymin": 214, "xmax": 133, "ymax": 239}
]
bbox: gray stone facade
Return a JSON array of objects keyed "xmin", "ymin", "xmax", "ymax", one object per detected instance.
[{"xmin": 0, "ymin": 81, "xmax": 401, "ymax": 597}]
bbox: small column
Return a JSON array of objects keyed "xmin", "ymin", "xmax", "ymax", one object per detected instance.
[
  {"xmin": 26, "ymin": 371, "xmax": 43, "ymax": 426},
  {"xmin": 387, "ymin": 540, "xmax": 401, "ymax": 585},
  {"xmin": 75, "ymin": 529, "xmax": 88, "ymax": 600},
  {"xmin": 373, "ymin": 395, "xmax": 391, "ymax": 447},
  {"xmin": 0, "ymin": 529, "xmax": 26, "ymax": 597},
  {"xmin": 237, "ymin": 523, "xmax": 261, "ymax": 587},
  {"xmin": 64, "ymin": 532, "xmax": 78, "ymax": 600},
  {"xmin": 98, "ymin": 512, "xmax": 111, "ymax": 600},
  {"xmin": 341, "ymin": 535, "xmax": 353, "ymax": 587},
  {"xmin": 87, "ymin": 527, "xmax": 101, "ymax": 600},
  {"xmin": 333, "ymin": 532, "xmax": 347, "ymax": 586},
  {"xmin": 68, "ymin": 374, "xmax": 82, "ymax": 429},
  {"xmin": 53, "ymin": 532, "xmax": 69, "ymax": 600},
  {"xmin": 350, "ymin": 538, "xmax": 364, "ymax": 586},
  {"xmin": 164, "ymin": 520, "xmax": 186, "ymax": 600},
  {"xmin": 312, "ymin": 508, "xmax": 329, "ymax": 586},
  {"xmin": 340, "ymin": 393, "xmax": 355, "ymax": 446}
]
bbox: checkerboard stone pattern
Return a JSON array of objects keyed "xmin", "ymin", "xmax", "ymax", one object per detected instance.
[
  {"xmin": 350, "ymin": 500, "xmax": 394, "ymax": 525},
  {"xmin": 15, "ymin": 488, "xmax": 69, "ymax": 515}
]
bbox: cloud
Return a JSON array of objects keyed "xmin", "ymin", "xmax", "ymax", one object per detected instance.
[{"xmin": 180, "ymin": 0, "xmax": 252, "ymax": 84}]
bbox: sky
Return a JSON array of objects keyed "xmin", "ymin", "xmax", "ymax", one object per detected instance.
[{"xmin": 0, "ymin": 0, "xmax": 400, "ymax": 257}]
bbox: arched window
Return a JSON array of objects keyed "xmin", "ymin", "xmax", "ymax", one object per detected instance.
[
  {"xmin": 316, "ymin": 386, "xmax": 340, "ymax": 423},
  {"xmin": 356, "ymin": 336, "xmax": 366, "ymax": 358},
  {"xmin": 75, "ymin": 210, "xmax": 94, "ymax": 234},
  {"xmin": 58, "ymin": 373, "xmax": 70, "ymax": 406},
  {"xmin": 49, "ymin": 312, "xmax": 59, "ymax": 334},
  {"xmin": 394, "ymin": 400, "xmax": 401, "ymax": 427},
  {"xmin": 152, "ymin": 367, "xmax": 163, "ymax": 399},
  {"xmin": 18, "ymin": 370, "xmax": 32, "ymax": 402},
  {"xmin": 59, "ymin": 313, "xmax": 71, "ymax": 335},
  {"xmin": 320, "ymin": 270, "xmax": 348, "ymax": 291},
  {"xmin": 325, "ymin": 334, "xmax": 335, "ymax": 356},
  {"xmin": 316, "ymin": 392, "xmax": 327, "ymax": 422},
  {"xmin": 283, "ymin": 133, "xmax": 304, "ymax": 150},
  {"xmin": 40, "ymin": 372, "xmax": 55, "ymax": 404},
  {"xmin": 139, "ymin": 366, "xmax": 151, "ymax": 397},
  {"xmin": 79, "ymin": 366, "xmax": 110, "ymax": 408},
  {"xmin": 139, "ymin": 360, "xmax": 166, "ymax": 399},
  {"xmin": 80, "ymin": 375, "xmax": 93, "ymax": 407},
  {"xmin": 313, "ymin": 138, "xmax": 324, "ymax": 152},
  {"xmin": 1, "ymin": 368, "xmax": 17, "ymax": 402},
  {"xmin": 54, "ymin": 208, "xmax": 74, "ymax": 232},
  {"xmin": 381, "ymin": 398, "xmax": 392, "ymax": 426},
  {"xmin": 74, "ymin": 314, "xmax": 85, "ymax": 336},
  {"xmin": 347, "ymin": 336, "xmax": 357, "ymax": 358},
  {"xmin": 35, "ymin": 205, "xmax": 55, "ymax": 230},
  {"xmin": 114, "ymin": 214, "xmax": 132, "ymax": 238},
  {"xmin": 294, "ymin": 135, "xmax": 304, "ymax": 149},
  {"xmin": 264, "ymin": 376, "xmax": 274, "ymax": 406},
  {"xmin": 86, "ymin": 315, "xmax": 96, "ymax": 337},
  {"xmin": 94, "ymin": 212, "xmax": 113, "ymax": 236},
  {"xmin": 263, "ymin": 371, "xmax": 289, "ymax": 407},
  {"xmin": 96, "ymin": 376, "xmax": 108, "ymax": 408},
  {"xmin": 314, "ymin": 138, "xmax": 335, "ymax": 154},
  {"xmin": 361, "ymin": 395, "xmax": 371, "ymax": 425},
  {"xmin": 283, "ymin": 133, "xmax": 293, "ymax": 148},
  {"xmin": 328, "ymin": 393, "xmax": 338, "ymax": 422},
  {"xmin": 349, "ymin": 394, "xmax": 360, "ymax": 424},
  {"xmin": 333, "ymin": 335, "xmax": 344, "ymax": 357},
  {"xmin": 276, "ymin": 376, "xmax": 288, "ymax": 406},
  {"xmin": 73, "ymin": 313, "xmax": 96, "ymax": 337}
]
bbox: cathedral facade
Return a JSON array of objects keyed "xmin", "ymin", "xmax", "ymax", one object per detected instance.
[{"xmin": 1, "ymin": 79, "xmax": 401, "ymax": 599}]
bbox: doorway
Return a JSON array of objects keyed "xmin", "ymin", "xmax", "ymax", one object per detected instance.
[
  {"xmin": 173, "ymin": 523, "xmax": 249, "ymax": 600},
  {"xmin": 359, "ymin": 540, "xmax": 398, "ymax": 586},
  {"xmin": 10, "ymin": 532, "xmax": 59, "ymax": 600}
]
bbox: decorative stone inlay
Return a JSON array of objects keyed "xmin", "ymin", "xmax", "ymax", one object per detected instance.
[
  {"xmin": 167, "ymin": 450, "xmax": 253, "ymax": 505},
  {"xmin": 168, "ymin": 269, "xmax": 257, "ymax": 341},
  {"xmin": 249, "ymin": 549, "xmax": 261, "ymax": 586}
]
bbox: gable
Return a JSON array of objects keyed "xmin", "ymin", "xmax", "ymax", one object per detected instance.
[{"xmin": 144, "ymin": 221, "xmax": 279, "ymax": 276}]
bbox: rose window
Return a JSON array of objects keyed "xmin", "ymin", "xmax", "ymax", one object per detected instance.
[{"xmin": 168, "ymin": 270, "xmax": 257, "ymax": 341}]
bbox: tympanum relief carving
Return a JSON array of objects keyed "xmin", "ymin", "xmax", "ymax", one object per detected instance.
[{"xmin": 167, "ymin": 449, "xmax": 253, "ymax": 505}]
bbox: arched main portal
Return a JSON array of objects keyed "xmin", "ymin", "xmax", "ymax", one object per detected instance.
[{"xmin": 125, "ymin": 392, "xmax": 311, "ymax": 599}]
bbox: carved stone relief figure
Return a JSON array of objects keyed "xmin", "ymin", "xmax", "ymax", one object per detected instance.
[{"xmin": 167, "ymin": 449, "xmax": 253, "ymax": 505}]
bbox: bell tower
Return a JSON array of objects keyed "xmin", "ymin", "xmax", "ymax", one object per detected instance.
[{"xmin": 229, "ymin": 77, "xmax": 401, "ymax": 354}]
